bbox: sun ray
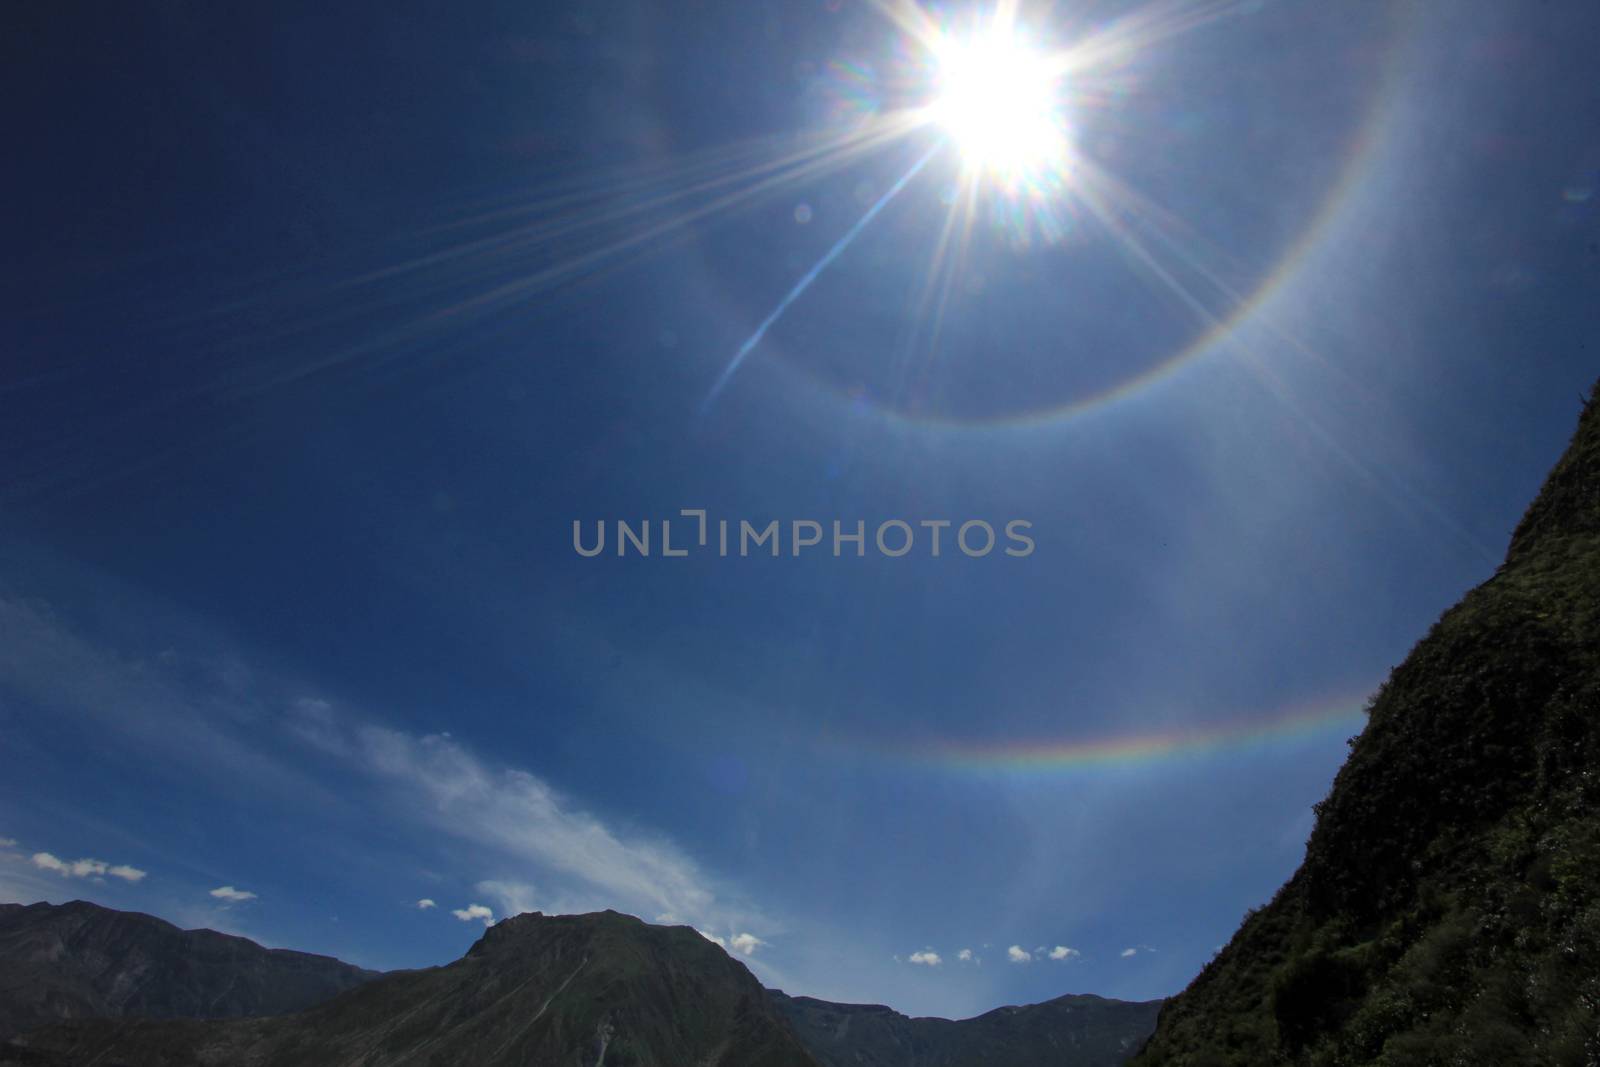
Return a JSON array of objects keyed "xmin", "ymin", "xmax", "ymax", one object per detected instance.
[
  {"xmin": 703, "ymin": 140, "xmax": 946, "ymax": 410},
  {"xmin": 863, "ymin": 0, "xmax": 946, "ymax": 55},
  {"xmin": 1053, "ymin": 0, "xmax": 1242, "ymax": 81},
  {"xmin": 887, "ymin": 174, "xmax": 975, "ymax": 411},
  {"xmin": 177, "ymin": 111, "xmax": 929, "ymax": 410},
  {"xmin": 343, "ymin": 116, "xmax": 923, "ymax": 296}
]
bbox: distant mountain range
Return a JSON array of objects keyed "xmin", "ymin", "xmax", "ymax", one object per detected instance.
[
  {"xmin": 1135, "ymin": 385, "xmax": 1600, "ymax": 1062},
  {"xmin": 772, "ymin": 988, "xmax": 1161, "ymax": 1067},
  {"xmin": 0, "ymin": 899, "xmax": 377, "ymax": 1044},
  {"xmin": 0, "ymin": 901, "xmax": 1159, "ymax": 1066}
]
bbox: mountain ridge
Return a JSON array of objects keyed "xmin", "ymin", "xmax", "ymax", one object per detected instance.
[
  {"xmin": 1, "ymin": 908, "xmax": 821, "ymax": 1067},
  {"xmin": 0, "ymin": 901, "xmax": 1163, "ymax": 1066},
  {"xmin": 0, "ymin": 898, "xmax": 380, "ymax": 1043},
  {"xmin": 771, "ymin": 988, "xmax": 1161, "ymax": 1067}
]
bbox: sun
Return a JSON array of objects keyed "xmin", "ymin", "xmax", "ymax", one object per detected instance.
[{"xmin": 928, "ymin": 19, "xmax": 1069, "ymax": 182}]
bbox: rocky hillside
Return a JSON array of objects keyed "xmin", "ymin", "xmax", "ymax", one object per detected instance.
[
  {"xmin": 1, "ymin": 909, "xmax": 820, "ymax": 1067},
  {"xmin": 0, "ymin": 900, "xmax": 378, "ymax": 1042},
  {"xmin": 773, "ymin": 989, "xmax": 1161, "ymax": 1066},
  {"xmin": 1136, "ymin": 385, "xmax": 1600, "ymax": 1063}
]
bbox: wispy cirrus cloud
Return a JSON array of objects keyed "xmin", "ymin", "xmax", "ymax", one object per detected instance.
[
  {"xmin": 291, "ymin": 708, "xmax": 769, "ymax": 940},
  {"xmin": 476, "ymin": 880, "xmax": 535, "ymax": 918},
  {"xmin": 0, "ymin": 596, "xmax": 345, "ymax": 812},
  {"xmin": 0, "ymin": 594, "xmax": 775, "ymax": 954}
]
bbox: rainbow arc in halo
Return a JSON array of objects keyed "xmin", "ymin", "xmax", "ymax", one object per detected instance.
[{"xmin": 893, "ymin": 689, "xmax": 1369, "ymax": 777}]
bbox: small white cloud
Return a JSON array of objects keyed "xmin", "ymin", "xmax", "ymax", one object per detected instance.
[
  {"xmin": 452, "ymin": 903, "xmax": 493, "ymax": 925},
  {"xmin": 696, "ymin": 930, "xmax": 763, "ymax": 956},
  {"xmin": 416, "ymin": 898, "xmax": 437, "ymax": 910},
  {"xmin": 0, "ymin": 837, "xmax": 16, "ymax": 849},
  {"xmin": 33, "ymin": 853, "xmax": 144, "ymax": 882},
  {"xmin": 728, "ymin": 932, "xmax": 765, "ymax": 957},
  {"xmin": 957, "ymin": 948, "xmax": 974, "ymax": 962},
  {"xmin": 908, "ymin": 950, "xmax": 942, "ymax": 967},
  {"xmin": 210, "ymin": 886, "xmax": 257, "ymax": 903},
  {"xmin": 1121, "ymin": 947, "xmax": 1139, "ymax": 958},
  {"xmin": 1048, "ymin": 946, "xmax": 1080, "ymax": 961},
  {"xmin": 1007, "ymin": 945, "xmax": 1032, "ymax": 963}
]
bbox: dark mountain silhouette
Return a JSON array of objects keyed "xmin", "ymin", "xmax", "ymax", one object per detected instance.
[
  {"xmin": 1, "ymin": 909, "xmax": 820, "ymax": 1067},
  {"xmin": 0, "ymin": 899, "xmax": 1161, "ymax": 1067},
  {"xmin": 0, "ymin": 899, "xmax": 378, "ymax": 1043},
  {"xmin": 772, "ymin": 989, "xmax": 1161, "ymax": 1066},
  {"xmin": 1136, "ymin": 384, "xmax": 1600, "ymax": 1063}
]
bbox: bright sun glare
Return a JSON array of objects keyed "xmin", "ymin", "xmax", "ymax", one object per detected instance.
[{"xmin": 930, "ymin": 21, "xmax": 1068, "ymax": 180}]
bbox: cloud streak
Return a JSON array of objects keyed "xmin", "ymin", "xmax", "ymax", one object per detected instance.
[
  {"xmin": 308, "ymin": 718, "xmax": 765, "ymax": 937},
  {"xmin": 476, "ymin": 880, "xmax": 536, "ymax": 918},
  {"xmin": 0, "ymin": 596, "xmax": 771, "ymax": 947},
  {"xmin": 0, "ymin": 595, "xmax": 775, "ymax": 972}
]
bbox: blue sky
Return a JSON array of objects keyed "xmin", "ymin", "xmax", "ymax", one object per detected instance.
[{"xmin": 2, "ymin": 0, "xmax": 1597, "ymax": 1020}]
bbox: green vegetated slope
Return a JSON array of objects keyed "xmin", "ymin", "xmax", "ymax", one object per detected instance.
[{"xmin": 1137, "ymin": 385, "xmax": 1600, "ymax": 1065}]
